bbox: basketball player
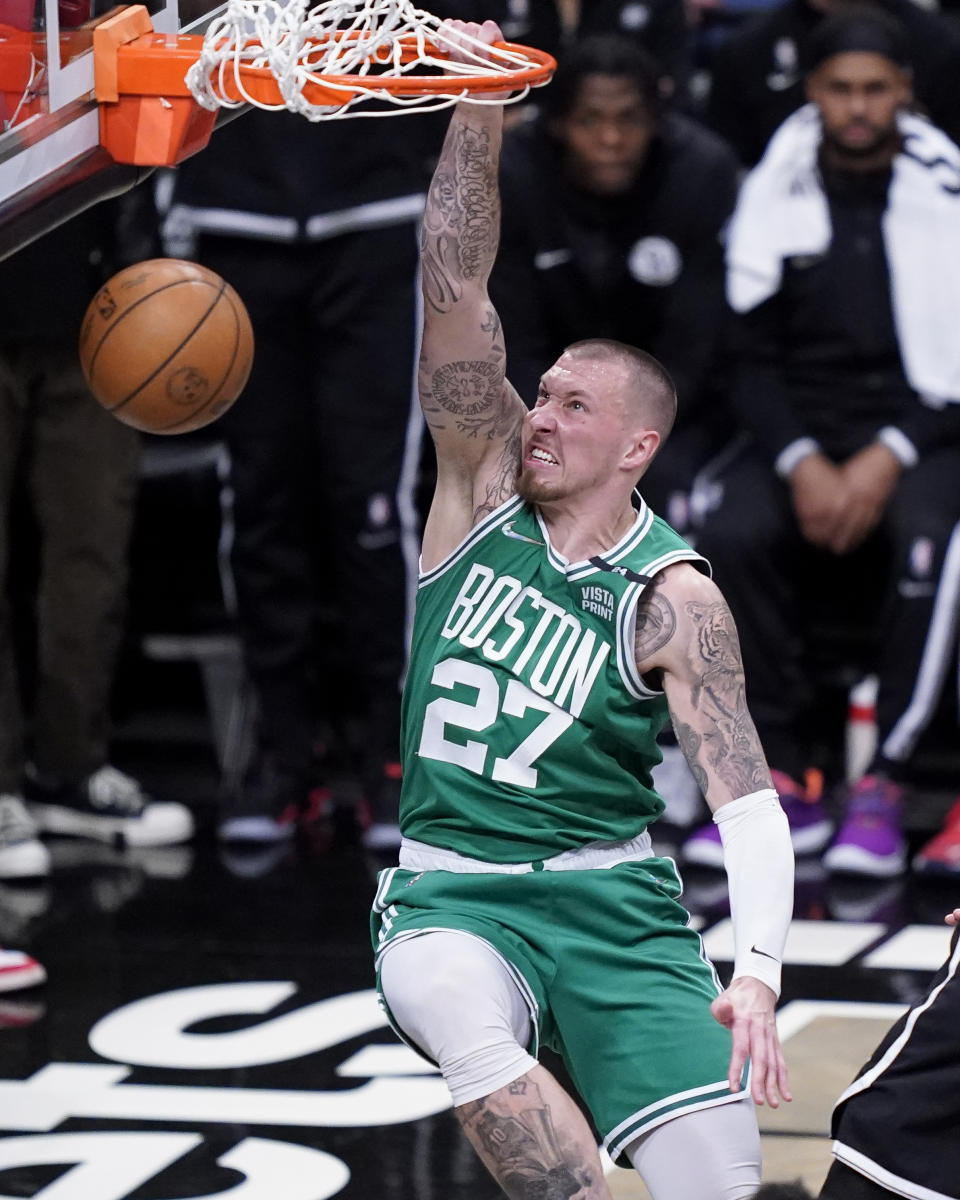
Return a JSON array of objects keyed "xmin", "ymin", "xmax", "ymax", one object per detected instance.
[
  {"xmin": 369, "ymin": 20, "xmax": 794, "ymax": 1200},
  {"xmin": 756, "ymin": 909, "xmax": 960, "ymax": 1200}
]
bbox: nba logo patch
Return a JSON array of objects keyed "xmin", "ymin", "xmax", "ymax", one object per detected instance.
[
  {"xmin": 620, "ymin": 3, "xmax": 651, "ymax": 31},
  {"xmin": 908, "ymin": 536, "xmax": 935, "ymax": 579}
]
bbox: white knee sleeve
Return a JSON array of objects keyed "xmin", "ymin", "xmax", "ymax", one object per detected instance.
[
  {"xmin": 625, "ymin": 1099, "xmax": 761, "ymax": 1200},
  {"xmin": 379, "ymin": 931, "xmax": 538, "ymax": 1106}
]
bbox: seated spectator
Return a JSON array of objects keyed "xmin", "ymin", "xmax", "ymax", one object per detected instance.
[
  {"xmin": 489, "ymin": 33, "xmax": 739, "ymax": 533},
  {"xmin": 686, "ymin": 7, "xmax": 960, "ymax": 877},
  {"xmin": 706, "ymin": 0, "xmax": 960, "ymax": 165}
]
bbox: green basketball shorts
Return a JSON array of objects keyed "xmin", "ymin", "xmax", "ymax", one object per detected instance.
[{"xmin": 371, "ymin": 857, "xmax": 750, "ymax": 1164}]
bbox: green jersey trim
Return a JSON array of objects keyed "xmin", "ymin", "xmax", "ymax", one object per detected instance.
[
  {"xmin": 565, "ymin": 503, "xmax": 657, "ymax": 581},
  {"xmin": 643, "ymin": 547, "xmax": 713, "ymax": 581},
  {"xmin": 604, "ymin": 1084, "xmax": 750, "ymax": 1165},
  {"xmin": 616, "ymin": 550, "xmax": 707, "ymax": 700},
  {"xmin": 372, "ymin": 866, "xmax": 401, "ymax": 914},
  {"xmin": 417, "ymin": 492, "xmax": 685, "ymax": 590},
  {"xmin": 418, "ymin": 494, "xmax": 525, "ymax": 589},
  {"xmin": 534, "ymin": 495, "xmax": 657, "ymax": 579}
]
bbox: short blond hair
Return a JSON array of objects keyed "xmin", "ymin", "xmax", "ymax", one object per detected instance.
[{"xmin": 565, "ymin": 338, "xmax": 677, "ymax": 440}]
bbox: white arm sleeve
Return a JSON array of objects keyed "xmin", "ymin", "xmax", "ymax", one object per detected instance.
[{"xmin": 714, "ymin": 789, "xmax": 794, "ymax": 996}]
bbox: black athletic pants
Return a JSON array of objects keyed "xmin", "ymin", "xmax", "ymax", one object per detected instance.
[
  {"xmin": 696, "ymin": 439, "xmax": 960, "ymax": 781},
  {"xmin": 196, "ymin": 227, "xmax": 422, "ymax": 812},
  {"xmin": 822, "ymin": 925, "xmax": 960, "ymax": 1199},
  {"xmin": 0, "ymin": 339, "xmax": 139, "ymax": 790}
]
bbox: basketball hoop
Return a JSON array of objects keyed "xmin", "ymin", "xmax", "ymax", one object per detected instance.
[
  {"xmin": 89, "ymin": 4, "xmax": 554, "ymax": 167},
  {"xmin": 185, "ymin": 0, "xmax": 557, "ymax": 120}
]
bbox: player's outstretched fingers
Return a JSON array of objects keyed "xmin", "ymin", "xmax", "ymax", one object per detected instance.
[
  {"xmin": 744, "ymin": 1011, "xmax": 791, "ymax": 1108},
  {"xmin": 710, "ymin": 992, "xmax": 749, "ymax": 1095},
  {"xmin": 760, "ymin": 1018, "xmax": 791, "ymax": 1108},
  {"xmin": 746, "ymin": 1012, "xmax": 774, "ymax": 1107},
  {"xmin": 711, "ymin": 979, "xmax": 791, "ymax": 1108}
]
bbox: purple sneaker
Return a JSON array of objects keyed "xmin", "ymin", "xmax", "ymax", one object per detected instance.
[
  {"xmin": 824, "ymin": 776, "xmax": 906, "ymax": 878},
  {"xmin": 773, "ymin": 769, "xmax": 834, "ymax": 857},
  {"xmin": 682, "ymin": 769, "xmax": 833, "ymax": 868},
  {"xmin": 681, "ymin": 819, "xmax": 724, "ymax": 868}
]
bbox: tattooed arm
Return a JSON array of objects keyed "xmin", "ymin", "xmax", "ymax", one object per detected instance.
[
  {"xmin": 634, "ymin": 564, "xmax": 773, "ymax": 809},
  {"xmin": 636, "ymin": 563, "xmax": 793, "ymax": 1109},
  {"xmin": 419, "ymin": 21, "xmax": 527, "ymax": 569}
]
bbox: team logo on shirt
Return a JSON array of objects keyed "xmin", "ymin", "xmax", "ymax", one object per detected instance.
[
  {"xmin": 441, "ymin": 563, "xmax": 611, "ymax": 717},
  {"xmin": 628, "ymin": 237, "xmax": 682, "ymax": 287},
  {"xmin": 908, "ymin": 536, "xmax": 935, "ymax": 579},
  {"xmin": 767, "ymin": 37, "xmax": 800, "ymax": 91},
  {"xmin": 619, "ymin": 3, "xmax": 651, "ymax": 31}
]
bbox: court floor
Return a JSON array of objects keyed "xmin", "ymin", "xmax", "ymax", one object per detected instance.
[{"xmin": 1, "ymin": 709, "xmax": 956, "ymax": 1199}]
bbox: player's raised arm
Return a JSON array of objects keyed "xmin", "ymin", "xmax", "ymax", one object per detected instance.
[
  {"xmin": 634, "ymin": 563, "xmax": 794, "ymax": 1109},
  {"xmin": 419, "ymin": 22, "xmax": 527, "ymax": 561}
]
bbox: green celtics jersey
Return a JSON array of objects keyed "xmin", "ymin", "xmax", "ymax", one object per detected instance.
[{"xmin": 400, "ymin": 493, "xmax": 708, "ymax": 863}]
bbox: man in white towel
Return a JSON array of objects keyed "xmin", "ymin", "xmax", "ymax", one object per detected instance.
[{"xmin": 684, "ymin": 5, "xmax": 960, "ymax": 881}]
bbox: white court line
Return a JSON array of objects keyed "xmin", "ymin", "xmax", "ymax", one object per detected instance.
[
  {"xmin": 862, "ymin": 923, "xmax": 954, "ymax": 970},
  {"xmin": 702, "ymin": 918, "xmax": 886, "ymax": 966},
  {"xmin": 774, "ymin": 998, "xmax": 906, "ymax": 1043}
]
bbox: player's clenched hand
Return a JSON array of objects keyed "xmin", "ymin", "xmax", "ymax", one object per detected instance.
[
  {"xmin": 710, "ymin": 976, "xmax": 791, "ymax": 1108},
  {"xmin": 435, "ymin": 18, "xmax": 505, "ymax": 66},
  {"xmin": 434, "ymin": 18, "xmax": 515, "ymax": 102},
  {"xmin": 946, "ymin": 908, "xmax": 960, "ymax": 927}
]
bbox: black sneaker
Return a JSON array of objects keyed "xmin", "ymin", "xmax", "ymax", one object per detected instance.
[{"xmin": 26, "ymin": 765, "xmax": 194, "ymax": 847}]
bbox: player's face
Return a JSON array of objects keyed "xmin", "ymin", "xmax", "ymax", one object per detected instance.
[
  {"xmin": 807, "ymin": 52, "xmax": 911, "ymax": 162},
  {"xmin": 517, "ymin": 354, "xmax": 648, "ymax": 504},
  {"xmin": 552, "ymin": 75, "xmax": 656, "ymax": 195}
]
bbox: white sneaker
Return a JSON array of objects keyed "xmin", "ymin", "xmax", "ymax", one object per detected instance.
[
  {"xmin": 0, "ymin": 794, "xmax": 51, "ymax": 879},
  {"xmin": 0, "ymin": 947, "xmax": 46, "ymax": 993},
  {"xmin": 27, "ymin": 766, "xmax": 195, "ymax": 848}
]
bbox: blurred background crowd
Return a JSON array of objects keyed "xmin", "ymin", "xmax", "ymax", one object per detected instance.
[{"xmin": 2, "ymin": 0, "xmax": 960, "ymax": 995}]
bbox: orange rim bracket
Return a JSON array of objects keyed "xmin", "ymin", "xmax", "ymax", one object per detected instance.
[
  {"xmin": 94, "ymin": 6, "xmax": 216, "ymax": 167},
  {"xmin": 93, "ymin": 3, "xmax": 154, "ymax": 103}
]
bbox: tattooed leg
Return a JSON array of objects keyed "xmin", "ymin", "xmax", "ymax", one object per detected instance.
[{"xmin": 456, "ymin": 1066, "xmax": 612, "ymax": 1200}]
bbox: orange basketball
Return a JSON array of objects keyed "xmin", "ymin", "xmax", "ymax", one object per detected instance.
[{"xmin": 79, "ymin": 258, "xmax": 254, "ymax": 434}]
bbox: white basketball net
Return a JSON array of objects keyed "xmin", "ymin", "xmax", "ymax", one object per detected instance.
[{"xmin": 186, "ymin": 0, "xmax": 542, "ymax": 120}]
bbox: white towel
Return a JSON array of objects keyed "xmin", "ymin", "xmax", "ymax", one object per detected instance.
[{"xmin": 726, "ymin": 103, "xmax": 960, "ymax": 404}]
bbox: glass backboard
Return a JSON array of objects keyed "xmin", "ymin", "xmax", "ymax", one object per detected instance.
[{"xmin": 0, "ymin": 1, "xmax": 224, "ymax": 257}]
